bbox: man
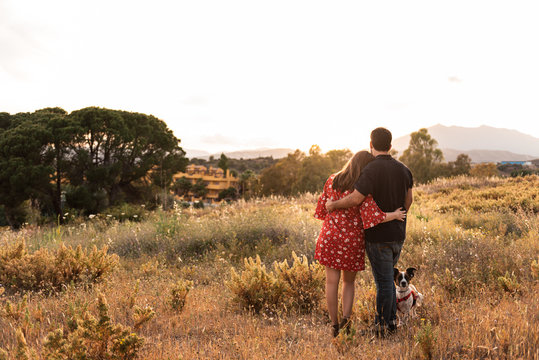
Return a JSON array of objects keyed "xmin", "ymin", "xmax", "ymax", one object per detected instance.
[{"xmin": 326, "ymin": 127, "xmax": 413, "ymax": 335}]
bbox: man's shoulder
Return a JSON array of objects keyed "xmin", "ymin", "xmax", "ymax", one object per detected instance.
[
  {"xmin": 391, "ymin": 157, "xmax": 412, "ymax": 172},
  {"xmin": 391, "ymin": 158, "xmax": 413, "ymax": 184},
  {"xmin": 373, "ymin": 157, "xmax": 413, "ymax": 180}
]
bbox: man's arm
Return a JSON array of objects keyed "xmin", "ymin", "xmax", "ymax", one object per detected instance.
[
  {"xmin": 326, "ymin": 190, "xmax": 366, "ymax": 212},
  {"xmin": 404, "ymin": 188, "xmax": 413, "ymax": 211}
]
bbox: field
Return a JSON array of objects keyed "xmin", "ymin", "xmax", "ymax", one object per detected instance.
[{"xmin": 1, "ymin": 175, "xmax": 539, "ymax": 359}]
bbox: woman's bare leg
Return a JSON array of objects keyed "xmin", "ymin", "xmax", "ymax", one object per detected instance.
[
  {"xmin": 342, "ymin": 270, "xmax": 357, "ymax": 319},
  {"xmin": 325, "ymin": 267, "xmax": 341, "ymax": 325}
]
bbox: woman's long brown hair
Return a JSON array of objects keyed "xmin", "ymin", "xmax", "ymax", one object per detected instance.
[{"xmin": 332, "ymin": 151, "xmax": 375, "ymax": 193}]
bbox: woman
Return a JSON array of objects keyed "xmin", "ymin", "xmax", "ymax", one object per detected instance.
[{"xmin": 314, "ymin": 151, "xmax": 406, "ymax": 337}]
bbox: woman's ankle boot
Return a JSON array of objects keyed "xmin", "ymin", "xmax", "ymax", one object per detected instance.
[
  {"xmin": 339, "ymin": 317, "xmax": 351, "ymax": 335},
  {"xmin": 332, "ymin": 324, "xmax": 340, "ymax": 337}
]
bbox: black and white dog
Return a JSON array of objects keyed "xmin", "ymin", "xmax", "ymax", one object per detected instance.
[{"xmin": 394, "ymin": 267, "xmax": 423, "ymax": 324}]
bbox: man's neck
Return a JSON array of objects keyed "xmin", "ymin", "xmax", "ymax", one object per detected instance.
[{"xmin": 372, "ymin": 149, "xmax": 390, "ymax": 157}]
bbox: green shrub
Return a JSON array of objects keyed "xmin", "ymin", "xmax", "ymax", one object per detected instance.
[
  {"xmin": 169, "ymin": 279, "xmax": 194, "ymax": 313},
  {"xmin": 0, "ymin": 204, "xmax": 27, "ymax": 230},
  {"xmin": 105, "ymin": 203, "xmax": 145, "ymax": 222},
  {"xmin": 227, "ymin": 255, "xmax": 284, "ymax": 314},
  {"xmin": 133, "ymin": 305, "xmax": 155, "ymax": 330},
  {"xmin": 43, "ymin": 293, "xmax": 144, "ymax": 359},
  {"xmin": 497, "ymin": 271, "xmax": 521, "ymax": 294},
  {"xmin": 354, "ymin": 279, "xmax": 377, "ymax": 325},
  {"xmin": 193, "ymin": 201, "xmax": 204, "ymax": 209},
  {"xmin": 227, "ymin": 252, "xmax": 324, "ymax": 314},
  {"xmin": 532, "ymin": 258, "xmax": 539, "ymax": 280},
  {"xmin": 15, "ymin": 328, "xmax": 32, "ymax": 360},
  {"xmin": 0, "ymin": 295, "xmax": 28, "ymax": 322},
  {"xmin": 273, "ymin": 252, "xmax": 325, "ymax": 313},
  {"xmin": 415, "ymin": 319, "xmax": 437, "ymax": 360},
  {"xmin": 65, "ymin": 185, "xmax": 108, "ymax": 215},
  {"xmin": 0, "ymin": 240, "xmax": 118, "ymax": 294}
]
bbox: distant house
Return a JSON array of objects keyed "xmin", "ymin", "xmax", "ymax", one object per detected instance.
[
  {"xmin": 173, "ymin": 164, "xmax": 238, "ymax": 204},
  {"xmin": 499, "ymin": 161, "xmax": 532, "ymax": 166}
]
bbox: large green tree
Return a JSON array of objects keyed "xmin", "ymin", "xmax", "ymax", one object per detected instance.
[
  {"xmin": 0, "ymin": 112, "xmax": 11, "ymax": 129},
  {"xmin": 258, "ymin": 147, "xmax": 354, "ymax": 196},
  {"xmin": 259, "ymin": 150, "xmax": 304, "ymax": 196},
  {"xmin": 450, "ymin": 154, "xmax": 472, "ymax": 176},
  {"xmin": 0, "ymin": 106, "xmax": 188, "ymax": 225},
  {"xmin": 173, "ymin": 176, "xmax": 193, "ymax": 197},
  {"xmin": 67, "ymin": 107, "xmax": 187, "ymax": 211},
  {"xmin": 35, "ymin": 107, "xmax": 80, "ymax": 218},
  {"xmin": 399, "ymin": 128, "xmax": 444, "ymax": 184},
  {"xmin": 293, "ymin": 145, "xmax": 333, "ymax": 193},
  {"xmin": 218, "ymin": 153, "xmax": 229, "ymax": 173},
  {"xmin": 0, "ymin": 113, "xmax": 52, "ymax": 228},
  {"xmin": 192, "ymin": 178, "xmax": 209, "ymax": 198},
  {"xmin": 238, "ymin": 170, "xmax": 257, "ymax": 199},
  {"xmin": 326, "ymin": 149, "xmax": 353, "ymax": 172}
]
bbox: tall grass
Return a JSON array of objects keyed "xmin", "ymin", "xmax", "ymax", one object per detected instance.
[{"xmin": 0, "ymin": 177, "xmax": 538, "ymax": 358}]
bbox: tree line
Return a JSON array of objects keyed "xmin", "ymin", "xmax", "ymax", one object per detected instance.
[
  {"xmin": 1, "ymin": 116, "xmax": 506, "ymax": 230},
  {"xmin": 182, "ymin": 128, "xmax": 480, "ymax": 201},
  {"xmin": 190, "ymin": 155, "xmax": 279, "ymax": 176},
  {"xmin": 0, "ymin": 107, "xmax": 187, "ymax": 229},
  {"xmin": 255, "ymin": 128, "xmax": 485, "ymax": 197}
]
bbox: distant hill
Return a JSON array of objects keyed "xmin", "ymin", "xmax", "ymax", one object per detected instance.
[
  {"xmin": 185, "ymin": 125, "xmax": 539, "ymax": 163},
  {"xmin": 392, "ymin": 124, "xmax": 539, "ymax": 162},
  {"xmin": 184, "ymin": 149, "xmax": 211, "ymax": 159},
  {"xmin": 437, "ymin": 149, "xmax": 537, "ymax": 163},
  {"xmin": 185, "ymin": 148, "xmax": 294, "ymax": 160}
]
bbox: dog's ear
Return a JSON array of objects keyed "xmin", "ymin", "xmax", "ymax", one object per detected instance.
[
  {"xmin": 394, "ymin": 268, "xmax": 400, "ymax": 279},
  {"xmin": 406, "ymin": 267, "xmax": 417, "ymax": 278}
]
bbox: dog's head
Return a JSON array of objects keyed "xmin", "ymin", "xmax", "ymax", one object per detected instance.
[{"xmin": 394, "ymin": 267, "xmax": 417, "ymax": 289}]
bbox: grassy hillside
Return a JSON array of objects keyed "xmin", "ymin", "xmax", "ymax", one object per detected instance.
[{"xmin": 1, "ymin": 176, "xmax": 538, "ymax": 359}]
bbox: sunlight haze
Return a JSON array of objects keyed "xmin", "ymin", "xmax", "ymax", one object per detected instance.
[{"xmin": 2, "ymin": 0, "xmax": 539, "ymax": 154}]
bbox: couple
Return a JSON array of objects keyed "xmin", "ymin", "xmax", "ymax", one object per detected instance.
[{"xmin": 314, "ymin": 127, "xmax": 413, "ymax": 337}]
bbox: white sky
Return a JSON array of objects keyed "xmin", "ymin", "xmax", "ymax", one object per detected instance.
[{"xmin": 1, "ymin": 0, "xmax": 539, "ymax": 154}]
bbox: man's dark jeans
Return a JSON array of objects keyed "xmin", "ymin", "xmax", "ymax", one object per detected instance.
[{"xmin": 365, "ymin": 240, "xmax": 403, "ymax": 330}]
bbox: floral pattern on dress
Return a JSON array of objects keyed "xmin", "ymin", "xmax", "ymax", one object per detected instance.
[{"xmin": 314, "ymin": 174, "xmax": 386, "ymax": 272}]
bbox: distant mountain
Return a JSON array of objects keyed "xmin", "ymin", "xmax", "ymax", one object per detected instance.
[
  {"xmin": 185, "ymin": 148, "xmax": 294, "ymax": 160},
  {"xmin": 184, "ymin": 149, "xmax": 211, "ymax": 159},
  {"xmin": 437, "ymin": 149, "xmax": 536, "ymax": 163},
  {"xmin": 392, "ymin": 124, "xmax": 539, "ymax": 162}
]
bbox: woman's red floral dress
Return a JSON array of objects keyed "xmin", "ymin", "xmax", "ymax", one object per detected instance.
[{"xmin": 314, "ymin": 174, "xmax": 386, "ymax": 272}]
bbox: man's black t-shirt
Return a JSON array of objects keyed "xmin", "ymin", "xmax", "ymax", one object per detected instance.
[{"xmin": 355, "ymin": 155, "xmax": 413, "ymax": 243}]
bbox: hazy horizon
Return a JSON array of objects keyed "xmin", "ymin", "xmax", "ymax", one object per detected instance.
[{"xmin": 183, "ymin": 123, "xmax": 539, "ymax": 155}]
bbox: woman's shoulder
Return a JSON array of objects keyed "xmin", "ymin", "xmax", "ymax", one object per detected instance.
[
  {"xmin": 325, "ymin": 173, "xmax": 337, "ymax": 185},
  {"xmin": 321, "ymin": 174, "xmax": 338, "ymax": 193}
]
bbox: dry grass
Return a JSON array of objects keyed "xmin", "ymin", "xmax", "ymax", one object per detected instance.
[{"xmin": 1, "ymin": 177, "xmax": 539, "ymax": 359}]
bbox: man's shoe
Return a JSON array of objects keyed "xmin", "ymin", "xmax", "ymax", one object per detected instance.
[
  {"xmin": 373, "ymin": 323, "xmax": 384, "ymax": 338},
  {"xmin": 386, "ymin": 324, "xmax": 398, "ymax": 336}
]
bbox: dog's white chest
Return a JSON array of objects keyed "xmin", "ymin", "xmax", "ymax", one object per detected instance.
[
  {"xmin": 397, "ymin": 292, "xmax": 414, "ymax": 313},
  {"xmin": 396, "ymin": 284, "xmax": 422, "ymax": 314}
]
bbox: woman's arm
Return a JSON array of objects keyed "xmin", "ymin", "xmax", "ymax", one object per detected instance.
[
  {"xmin": 314, "ymin": 176, "xmax": 333, "ymax": 220},
  {"xmin": 326, "ymin": 189, "xmax": 365, "ymax": 212},
  {"xmin": 360, "ymin": 195, "xmax": 406, "ymax": 230}
]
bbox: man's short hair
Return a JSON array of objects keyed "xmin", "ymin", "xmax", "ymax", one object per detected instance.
[{"xmin": 371, "ymin": 127, "xmax": 392, "ymax": 152}]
